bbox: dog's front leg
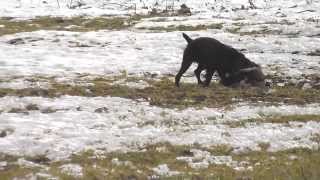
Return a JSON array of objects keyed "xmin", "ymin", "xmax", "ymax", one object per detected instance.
[{"xmin": 203, "ymin": 69, "xmax": 215, "ymax": 87}]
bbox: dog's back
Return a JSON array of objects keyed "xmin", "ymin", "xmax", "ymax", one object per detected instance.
[{"xmin": 185, "ymin": 36, "xmax": 243, "ymax": 70}]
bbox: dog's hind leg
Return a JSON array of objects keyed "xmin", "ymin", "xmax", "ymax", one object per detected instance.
[{"xmin": 194, "ymin": 64, "xmax": 205, "ymax": 85}]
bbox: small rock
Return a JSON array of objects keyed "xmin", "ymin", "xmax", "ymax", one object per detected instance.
[
  {"xmin": 0, "ymin": 129, "xmax": 14, "ymax": 138},
  {"xmin": 178, "ymin": 4, "xmax": 191, "ymax": 15},
  {"xmin": 291, "ymin": 51, "xmax": 300, "ymax": 54},
  {"xmin": 275, "ymin": 12, "xmax": 286, "ymax": 17},
  {"xmin": 307, "ymin": 50, "xmax": 320, "ymax": 56},
  {"xmin": 8, "ymin": 108, "xmax": 29, "ymax": 115},
  {"xmin": 25, "ymin": 37, "xmax": 45, "ymax": 42},
  {"xmin": 76, "ymin": 106, "xmax": 82, "ymax": 111},
  {"xmin": 25, "ymin": 104, "xmax": 40, "ymax": 111},
  {"xmin": 41, "ymin": 108, "xmax": 57, "ymax": 114},
  {"xmin": 149, "ymin": 8, "xmax": 158, "ymax": 15},
  {"xmin": 69, "ymin": 1, "xmax": 86, "ymax": 9},
  {"xmin": 302, "ymin": 83, "xmax": 312, "ymax": 90},
  {"xmin": 52, "ymin": 39, "xmax": 60, "ymax": 43},
  {"xmin": 7, "ymin": 38, "xmax": 25, "ymax": 45},
  {"xmin": 94, "ymin": 107, "xmax": 109, "ymax": 113},
  {"xmin": 0, "ymin": 131, "xmax": 7, "ymax": 138}
]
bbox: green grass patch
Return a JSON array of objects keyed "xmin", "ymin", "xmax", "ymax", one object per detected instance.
[
  {"xmin": 225, "ymin": 20, "xmax": 295, "ymax": 35},
  {"xmin": 225, "ymin": 114, "xmax": 320, "ymax": 128},
  {"xmin": 232, "ymin": 148, "xmax": 320, "ymax": 180},
  {"xmin": 226, "ymin": 25, "xmax": 284, "ymax": 36},
  {"xmin": 138, "ymin": 23, "xmax": 223, "ymax": 32},
  {"xmin": 0, "ymin": 154, "xmax": 41, "ymax": 180},
  {"xmin": 0, "ymin": 76, "xmax": 320, "ymax": 108},
  {"xmin": 239, "ymin": 28, "xmax": 284, "ymax": 36},
  {"xmin": 0, "ymin": 16, "xmax": 138, "ymax": 36},
  {"xmin": 1, "ymin": 144, "xmax": 320, "ymax": 179}
]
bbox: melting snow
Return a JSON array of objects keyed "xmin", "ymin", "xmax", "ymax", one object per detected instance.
[
  {"xmin": 0, "ymin": 96, "xmax": 319, "ymax": 160},
  {"xmin": 177, "ymin": 149, "xmax": 239, "ymax": 169},
  {"xmin": 0, "ymin": 0, "xmax": 319, "ymax": 161},
  {"xmin": 0, "ymin": 0, "xmax": 319, "ymax": 20},
  {"xmin": 0, "ymin": 30, "xmax": 319, "ymax": 85},
  {"xmin": 59, "ymin": 164, "xmax": 83, "ymax": 178},
  {"xmin": 152, "ymin": 164, "xmax": 180, "ymax": 176}
]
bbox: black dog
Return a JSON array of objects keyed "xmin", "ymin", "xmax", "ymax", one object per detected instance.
[{"xmin": 175, "ymin": 33, "xmax": 265, "ymax": 87}]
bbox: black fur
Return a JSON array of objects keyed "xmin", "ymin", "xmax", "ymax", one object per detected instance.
[{"xmin": 175, "ymin": 33, "xmax": 265, "ymax": 87}]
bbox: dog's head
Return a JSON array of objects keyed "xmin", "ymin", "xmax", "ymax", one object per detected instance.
[
  {"xmin": 238, "ymin": 65, "xmax": 266, "ymax": 87},
  {"xmin": 233, "ymin": 56, "xmax": 266, "ymax": 87}
]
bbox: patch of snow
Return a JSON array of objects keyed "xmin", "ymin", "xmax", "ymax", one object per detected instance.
[
  {"xmin": 152, "ymin": 164, "xmax": 180, "ymax": 177},
  {"xmin": 223, "ymin": 103, "xmax": 320, "ymax": 122},
  {"xmin": 0, "ymin": 161, "xmax": 7, "ymax": 170},
  {"xmin": 0, "ymin": 0, "xmax": 319, "ymax": 20},
  {"xmin": 35, "ymin": 172, "xmax": 58, "ymax": 180},
  {"xmin": 17, "ymin": 158, "xmax": 45, "ymax": 168},
  {"xmin": 177, "ymin": 149, "xmax": 240, "ymax": 170},
  {"xmin": 0, "ymin": 78, "xmax": 51, "ymax": 89},
  {"xmin": 0, "ymin": 30, "xmax": 319, "ymax": 85},
  {"xmin": 111, "ymin": 158, "xmax": 133, "ymax": 167},
  {"xmin": 59, "ymin": 164, "xmax": 83, "ymax": 178},
  {"xmin": 0, "ymin": 96, "xmax": 319, "ymax": 160},
  {"xmin": 0, "ymin": 0, "xmax": 319, "ymax": 161}
]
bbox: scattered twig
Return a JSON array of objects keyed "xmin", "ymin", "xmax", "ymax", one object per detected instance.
[
  {"xmin": 56, "ymin": 0, "xmax": 60, "ymax": 8},
  {"xmin": 172, "ymin": 0, "xmax": 175, "ymax": 13},
  {"xmin": 100, "ymin": 3, "xmax": 137, "ymax": 14},
  {"xmin": 297, "ymin": 9, "xmax": 316, "ymax": 13},
  {"xmin": 165, "ymin": 0, "xmax": 168, "ymax": 12},
  {"xmin": 68, "ymin": 0, "xmax": 73, "ymax": 8},
  {"xmin": 306, "ymin": 0, "xmax": 313, "ymax": 5},
  {"xmin": 248, "ymin": 0, "xmax": 257, "ymax": 9}
]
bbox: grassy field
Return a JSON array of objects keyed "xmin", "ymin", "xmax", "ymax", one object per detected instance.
[
  {"xmin": 1, "ymin": 144, "xmax": 320, "ymax": 180},
  {"xmin": 0, "ymin": 11, "xmax": 320, "ymax": 179}
]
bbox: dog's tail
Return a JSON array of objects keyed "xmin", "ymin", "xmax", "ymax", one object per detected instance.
[{"xmin": 182, "ymin": 33, "xmax": 193, "ymax": 44}]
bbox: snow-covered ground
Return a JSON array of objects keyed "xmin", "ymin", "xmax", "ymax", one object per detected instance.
[
  {"xmin": 1, "ymin": 0, "xmax": 319, "ymax": 20},
  {"xmin": 0, "ymin": 0, "xmax": 319, "ymax": 163},
  {"xmin": 0, "ymin": 30, "xmax": 319, "ymax": 87},
  {"xmin": 0, "ymin": 96, "xmax": 319, "ymax": 160}
]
